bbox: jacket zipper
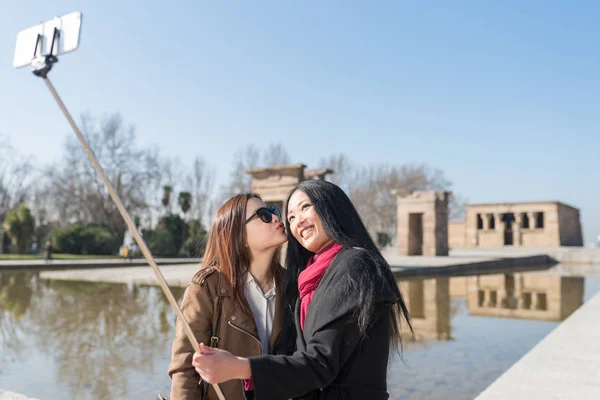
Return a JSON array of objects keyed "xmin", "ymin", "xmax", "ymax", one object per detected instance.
[
  {"xmin": 228, "ymin": 321, "xmax": 264, "ymax": 354},
  {"xmin": 226, "ymin": 321, "xmax": 263, "ymax": 399}
]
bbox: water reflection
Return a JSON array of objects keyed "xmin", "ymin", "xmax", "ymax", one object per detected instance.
[
  {"xmin": 0, "ymin": 273, "xmax": 34, "ymax": 318},
  {"xmin": 0, "ymin": 272, "xmax": 36, "ymax": 359},
  {"xmin": 398, "ymin": 278, "xmax": 452, "ymax": 342},
  {"xmin": 466, "ymin": 272, "xmax": 584, "ymax": 322},
  {"xmin": 390, "ymin": 269, "xmax": 594, "ymax": 399},
  {"xmin": 0, "ymin": 272, "xmax": 185, "ymax": 399},
  {"xmin": 0, "ymin": 267, "xmax": 596, "ymax": 400},
  {"xmin": 398, "ymin": 270, "xmax": 586, "ymax": 345}
]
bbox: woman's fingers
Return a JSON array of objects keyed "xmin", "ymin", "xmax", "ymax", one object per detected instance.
[
  {"xmin": 192, "ymin": 351, "xmax": 211, "ymax": 368},
  {"xmin": 191, "ymin": 346, "xmax": 238, "ymax": 384},
  {"xmin": 192, "ymin": 345, "xmax": 222, "ymax": 383},
  {"xmin": 192, "ymin": 352, "xmax": 212, "ymax": 382},
  {"xmin": 200, "ymin": 342, "xmax": 217, "ymax": 354}
]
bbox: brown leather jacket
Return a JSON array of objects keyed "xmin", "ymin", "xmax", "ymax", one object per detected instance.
[{"xmin": 168, "ymin": 267, "xmax": 288, "ymax": 400}]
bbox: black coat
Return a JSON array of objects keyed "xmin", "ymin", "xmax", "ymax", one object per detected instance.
[{"xmin": 249, "ymin": 247, "xmax": 399, "ymax": 400}]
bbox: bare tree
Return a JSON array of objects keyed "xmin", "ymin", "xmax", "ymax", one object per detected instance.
[
  {"xmin": 185, "ymin": 156, "xmax": 215, "ymax": 224},
  {"xmin": 387, "ymin": 163, "xmax": 451, "ymax": 194},
  {"xmin": 263, "ymin": 143, "xmax": 290, "ymax": 167},
  {"xmin": 155, "ymin": 155, "xmax": 216, "ymax": 229},
  {"xmin": 347, "ymin": 163, "xmax": 456, "ymax": 244},
  {"xmin": 347, "ymin": 165, "xmax": 391, "ymax": 238},
  {"xmin": 319, "ymin": 153, "xmax": 357, "ymax": 194},
  {"xmin": 0, "ymin": 135, "xmax": 35, "ymax": 221},
  {"xmin": 220, "ymin": 142, "xmax": 293, "ymax": 202},
  {"xmin": 390, "ymin": 163, "xmax": 466, "ymax": 220},
  {"xmin": 220, "ymin": 144, "xmax": 260, "ymax": 199},
  {"xmin": 41, "ymin": 113, "xmax": 163, "ymax": 241},
  {"xmin": 449, "ymin": 193, "xmax": 468, "ymax": 221}
]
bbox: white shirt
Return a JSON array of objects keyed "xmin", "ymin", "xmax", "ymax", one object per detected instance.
[{"xmin": 243, "ymin": 272, "xmax": 276, "ymax": 354}]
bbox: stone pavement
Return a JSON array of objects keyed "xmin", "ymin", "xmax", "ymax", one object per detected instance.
[
  {"xmin": 39, "ymin": 263, "xmax": 200, "ymax": 287},
  {"xmin": 449, "ymin": 246, "xmax": 600, "ymax": 264},
  {"xmin": 476, "ymin": 290, "xmax": 600, "ymax": 399},
  {"xmin": 37, "ymin": 249, "xmax": 557, "ymax": 287},
  {"xmin": 383, "ymin": 248, "xmax": 554, "ymax": 278}
]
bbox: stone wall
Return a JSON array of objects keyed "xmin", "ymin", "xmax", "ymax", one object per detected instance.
[
  {"xmin": 557, "ymin": 203, "xmax": 584, "ymax": 246},
  {"xmin": 247, "ymin": 164, "xmax": 333, "ymax": 207},
  {"xmin": 448, "ymin": 221, "xmax": 465, "ymax": 249},
  {"xmin": 245, "ymin": 163, "xmax": 584, "ymax": 251},
  {"xmin": 463, "ymin": 202, "xmax": 568, "ymax": 248},
  {"xmin": 247, "ymin": 164, "xmax": 306, "ymax": 205},
  {"xmin": 396, "ymin": 191, "xmax": 450, "ymax": 256}
]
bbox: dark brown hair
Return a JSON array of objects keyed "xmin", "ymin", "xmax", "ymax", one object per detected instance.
[{"xmin": 201, "ymin": 193, "xmax": 282, "ymax": 316}]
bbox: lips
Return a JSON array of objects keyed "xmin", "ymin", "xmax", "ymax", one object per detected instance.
[
  {"xmin": 299, "ymin": 225, "xmax": 315, "ymax": 239},
  {"xmin": 277, "ymin": 223, "xmax": 285, "ymax": 231}
]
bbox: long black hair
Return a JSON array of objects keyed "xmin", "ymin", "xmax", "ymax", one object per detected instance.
[{"xmin": 283, "ymin": 179, "xmax": 413, "ymax": 350}]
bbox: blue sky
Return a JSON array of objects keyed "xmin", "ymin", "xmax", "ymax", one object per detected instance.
[{"xmin": 1, "ymin": 1, "xmax": 599, "ymax": 245}]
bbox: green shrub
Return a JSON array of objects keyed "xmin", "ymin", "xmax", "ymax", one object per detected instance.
[
  {"xmin": 143, "ymin": 228, "xmax": 177, "ymax": 257},
  {"xmin": 52, "ymin": 223, "xmax": 120, "ymax": 255}
]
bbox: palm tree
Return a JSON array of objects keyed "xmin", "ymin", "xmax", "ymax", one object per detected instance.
[
  {"xmin": 161, "ymin": 185, "xmax": 173, "ymax": 214},
  {"xmin": 178, "ymin": 192, "xmax": 192, "ymax": 218}
]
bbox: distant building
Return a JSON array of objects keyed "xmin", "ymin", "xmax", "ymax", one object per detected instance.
[
  {"xmin": 245, "ymin": 164, "xmax": 333, "ymax": 213},
  {"xmin": 449, "ymin": 201, "xmax": 583, "ymax": 248},
  {"xmin": 244, "ymin": 164, "xmax": 584, "ymax": 251},
  {"xmin": 395, "ymin": 190, "xmax": 451, "ymax": 256}
]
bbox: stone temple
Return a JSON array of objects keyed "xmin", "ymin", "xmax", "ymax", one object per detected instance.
[
  {"xmin": 245, "ymin": 164, "xmax": 332, "ymax": 214},
  {"xmin": 246, "ymin": 164, "xmax": 584, "ymax": 256},
  {"xmin": 449, "ymin": 201, "xmax": 583, "ymax": 249}
]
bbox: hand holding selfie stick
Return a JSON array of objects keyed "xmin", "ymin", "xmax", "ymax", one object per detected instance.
[{"xmin": 14, "ymin": 12, "xmax": 226, "ymax": 400}]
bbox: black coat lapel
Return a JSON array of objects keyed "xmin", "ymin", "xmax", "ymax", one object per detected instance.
[{"xmin": 294, "ymin": 297, "xmax": 307, "ymax": 351}]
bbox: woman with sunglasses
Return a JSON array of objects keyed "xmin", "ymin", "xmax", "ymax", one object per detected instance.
[
  {"xmin": 191, "ymin": 180, "xmax": 413, "ymax": 400},
  {"xmin": 168, "ymin": 193, "xmax": 295, "ymax": 400}
]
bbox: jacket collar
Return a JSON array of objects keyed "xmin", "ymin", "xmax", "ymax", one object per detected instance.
[{"xmin": 218, "ymin": 269, "xmax": 283, "ymax": 353}]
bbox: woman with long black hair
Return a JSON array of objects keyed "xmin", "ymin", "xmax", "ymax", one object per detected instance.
[{"xmin": 192, "ymin": 180, "xmax": 412, "ymax": 399}]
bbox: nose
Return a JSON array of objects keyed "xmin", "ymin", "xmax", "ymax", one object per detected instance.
[
  {"xmin": 272, "ymin": 212, "xmax": 280, "ymax": 223},
  {"xmin": 296, "ymin": 214, "xmax": 307, "ymax": 227}
]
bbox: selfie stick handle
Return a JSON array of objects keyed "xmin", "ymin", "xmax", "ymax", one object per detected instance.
[{"xmin": 38, "ymin": 72, "xmax": 227, "ymax": 400}]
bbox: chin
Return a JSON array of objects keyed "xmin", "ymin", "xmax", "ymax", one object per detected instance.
[{"xmin": 303, "ymin": 241, "xmax": 319, "ymax": 253}]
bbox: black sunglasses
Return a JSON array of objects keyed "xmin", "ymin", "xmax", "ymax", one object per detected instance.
[{"xmin": 245, "ymin": 205, "xmax": 281, "ymax": 224}]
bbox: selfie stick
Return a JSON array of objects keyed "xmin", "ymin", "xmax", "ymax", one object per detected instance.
[{"xmin": 15, "ymin": 13, "xmax": 226, "ymax": 400}]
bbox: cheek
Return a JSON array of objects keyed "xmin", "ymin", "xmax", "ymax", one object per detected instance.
[
  {"xmin": 314, "ymin": 221, "xmax": 330, "ymax": 243},
  {"xmin": 248, "ymin": 225, "xmax": 276, "ymax": 248},
  {"xmin": 246, "ymin": 225, "xmax": 264, "ymax": 244},
  {"xmin": 289, "ymin": 222, "xmax": 302, "ymax": 242},
  {"xmin": 245, "ymin": 229, "xmax": 258, "ymax": 248},
  {"xmin": 310, "ymin": 213, "xmax": 324, "ymax": 233}
]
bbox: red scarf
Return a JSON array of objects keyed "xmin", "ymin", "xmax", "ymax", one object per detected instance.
[{"xmin": 298, "ymin": 242, "xmax": 344, "ymax": 331}]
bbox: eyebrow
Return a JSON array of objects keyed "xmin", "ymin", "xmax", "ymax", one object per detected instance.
[{"xmin": 287, "ymin": 199, "xmax": 308, "ymax": 216}]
